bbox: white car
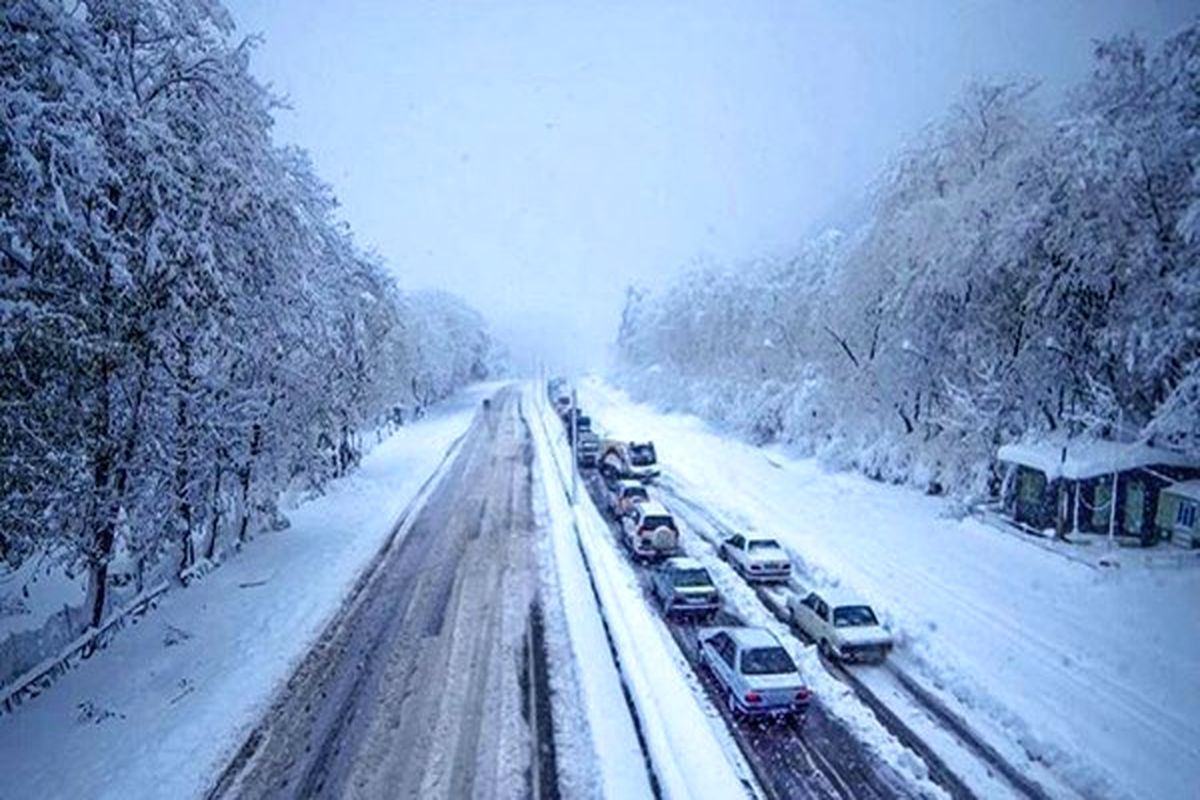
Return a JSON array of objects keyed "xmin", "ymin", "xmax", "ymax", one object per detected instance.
[
  {"xmin": 717, "ymin": 534, "xmax": 791, "ymax": 582},
  {"xmin": 786, "ymin": 587, "xmax": 893, "ymax": 663},
  {"xmin": 621, "ymin": 501, "xmax": 681, "ymax": 560},
  {"xmin": 698, "ymin": 626, "xmax": 811, "ymax": 718}
]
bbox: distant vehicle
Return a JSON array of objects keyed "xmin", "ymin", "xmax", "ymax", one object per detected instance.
[
  {"xmin": 718, "ymin": 534, "xmax": 792, "ymax": 582},
  {"xmin": 565, "ymin": 411, "xmax": 591, "ymax": 442},
  {"xmin": 621, "ymin": 501, "xmax": 680, "ymax": 560},
  {"xmin": 553, "ymin": 394, "xmax": 572, "ymax": 418},
  {"xmin": 698, "ymin": 626, "xmax": 811, "ymax": 718},
  {"xmin": 652, "ymin": 557, "xmax": 720, "ymax": 616},
  {"xmin": 608, "ymin": 478, "xmax": 650, "ymax": 518},
  {"xmin": 602, "ymin": 440, "xmax": 660, "ymax": 482},
  {"xmin": 599, "ymin": 461, "xmax": 622, "ymax": 487},
  {"xmin": 482, "ymin": 397, "xmax": 491, "ymax": 411},
  {"xmin": 787, "ymin": 589, "xmax": 893, "ymax": 663},
  {"xmin": 576, "ymin": 430, "xmax": 600, "ymax": 468}
]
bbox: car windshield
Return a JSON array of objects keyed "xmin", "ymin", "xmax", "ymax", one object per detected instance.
[
  {"xmin": 642, "ymin": 515, "xmax": 675, "ymax": 530},
  {"xmin": 672, "ymin": 568, "xmax": 712, "ymax": 587},
  {"xmin": 833, "ymin": 605, "xmax": 879, "ymax": 628},
  {"xmin": 629, "ymin": 444, "xmax": 657, "ymax": 466},
  {"xmin": 741, "ymin": 646, "xmax": 797, "ymax": 675},
  {"xmin": 626, "ymin": 487, "xmax": 648, "ymax": 500},
  {"xmin": 748, "ymin": 539, "xmax": 781, "ymax": 551}
]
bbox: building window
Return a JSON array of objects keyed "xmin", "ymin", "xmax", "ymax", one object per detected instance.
[{"xmin": 1178, "ymin": 501, "xmax": 1197, "ymax": 530}]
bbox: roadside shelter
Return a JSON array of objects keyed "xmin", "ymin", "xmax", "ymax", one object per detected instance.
[{"xmin": 996, "ymin": 439, "xmax": 1200, "ymax": 544}]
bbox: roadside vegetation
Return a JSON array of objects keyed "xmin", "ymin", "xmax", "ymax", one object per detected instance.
[
  {"xmin": 0, "ymin": 0, "xmax": 495, "ymax": 650},
  {"xmin": 616, "ymin": 22, "xmax": 1200, "ymax": 496}
]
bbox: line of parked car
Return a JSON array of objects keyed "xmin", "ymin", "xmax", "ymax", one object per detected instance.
[{"xmin": 545, "ymin": 379, "xmax": 894, "ymax": 719}]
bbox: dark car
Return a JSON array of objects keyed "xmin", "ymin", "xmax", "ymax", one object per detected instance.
[{"xmin": 652, "ymin": 557, "xmax": 720, "ymax": 616}]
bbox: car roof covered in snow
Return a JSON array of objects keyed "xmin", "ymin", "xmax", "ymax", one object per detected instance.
[
  {"xmin": 746, "ymin": 535, "xmax": 783, "ymax": 546},
  {"xmin": 664, "ymin": 556, "xmax": 705, "ymax": 572},
  {"xmin": 1165, "ymin": 480, "xmax": 1200, "ymax": 503},
  {"xmin": 997, "ymin": 438, "xmax": 1197, "ymax": 481},
  {"xmin": 637, "ymin": 500, "xmax": 671, "ymax": 517},
  {"xmin": 725, "ymin": 626, "xmax": 785, "ymax": 650},
  {"xmin": 807, "ymin": 585, "xmax": 872, "ymax": 608}
]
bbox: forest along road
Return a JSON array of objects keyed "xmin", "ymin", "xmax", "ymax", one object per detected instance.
[{"xmin": 208, "ymin": 386, "xmax": 547, "ymax": 800}]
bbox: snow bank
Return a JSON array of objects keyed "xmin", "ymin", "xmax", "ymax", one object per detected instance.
[
  {"xmin": 527, "ymin": 389, "xmax": 654, "ymax": 800},
  {"xmin": 0, "ymin": 386, "xmax": 489, "ymax": 800},
  {"xmin": 526, "ymin": 385, "xmax": 755, "ymax": 800},
  {"xmin": 582, "ymin": 377, "xmax": 1200, "ymax": 800}
]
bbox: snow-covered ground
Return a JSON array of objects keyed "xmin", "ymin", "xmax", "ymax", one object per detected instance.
[
  {"xmin": 527, "ymin": 389, "xmax": 655, "ymax": 799},
  {"xmin": 0, "ymin": 385, "xmax": 492, "ymax": 800},
  {"xmin": 526, "ymin": 384, "xmax": 757, "ymax": 799},
  {"xmin": 581, "ymin": 377, "xmax": 1200, "ymax": 800}
]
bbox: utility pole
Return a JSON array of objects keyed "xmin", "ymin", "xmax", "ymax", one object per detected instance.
[
  {"xmin": 571, "ymin": 388, "xmax": 579, "ymax": 506},
  {"xmin": 1107, "ymin": 406, "xmax": 1123, "ymax": 550}
]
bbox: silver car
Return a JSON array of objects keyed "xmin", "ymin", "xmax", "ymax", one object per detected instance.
[
  {"xmin": 698, "ymin": 627, "xmax": 811, "ymax": 718},
  {"xmin": 651, "ymin": 557, "xmax": 720, "ymax": 617}
]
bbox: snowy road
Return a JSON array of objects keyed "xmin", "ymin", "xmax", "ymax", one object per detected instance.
[
  {"xmin": 209, "ymin": 387, "xmax": 544, "ymax": 800},
  {"xmin": 579, "ymin": 471, "xmax": 911, "ymax": 800},
  {"xmin": 579, "ymin": 378, "xmax": 1200, "ymax": 800}
]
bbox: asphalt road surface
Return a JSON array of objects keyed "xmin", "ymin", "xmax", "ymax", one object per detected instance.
[{"xmin": 209, "ymin": 387, "xmax": 540, "ymax": 800}]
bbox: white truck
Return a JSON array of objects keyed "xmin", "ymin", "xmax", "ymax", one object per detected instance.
[{"xmin": 601, "ymin": 440, "xmax": 659, "ymax": 483}]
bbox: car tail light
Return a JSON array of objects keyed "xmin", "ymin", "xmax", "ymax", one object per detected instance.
[
  {"xmin": 744, "ymin": 691, "xmax": 762, "ymax": 704},
  {"xmin": 796, "ymin": 688, "xmax": 811, "ymax": 703}
]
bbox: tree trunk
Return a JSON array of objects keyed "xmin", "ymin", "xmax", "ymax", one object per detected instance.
[
  {"xmin": 204, "ymin": 459, "xmax": 223, "ymax": 561},
  {"xmin": 85, "ymin": 454, "xmax": 115, "ymax": 631},
  {"xmin": 175, "ymin": 386, "xmax": 195, "ymax": 579},
  {"xmin": 237, "ymin": 421, "xmax": 263, "ymax": 544}
]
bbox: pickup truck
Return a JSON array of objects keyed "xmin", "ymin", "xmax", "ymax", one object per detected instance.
[{"xmin": 601, "ymin": 440, "xmax": 659, "ymax": 482}]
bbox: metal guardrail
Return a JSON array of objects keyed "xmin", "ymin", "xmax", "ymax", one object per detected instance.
[{"xmin": 0, "ymin": 580, "xmax": 170, "ymax": 716}]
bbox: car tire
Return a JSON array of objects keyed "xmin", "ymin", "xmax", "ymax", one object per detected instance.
[
  {"xmin": 818, "ymin": 639, "xmax": 835, "ymax": 661},
  {"xmin": 726, "ymin": 688, "xmax": 741, "ymax": 718}
]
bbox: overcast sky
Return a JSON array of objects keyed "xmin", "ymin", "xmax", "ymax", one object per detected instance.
[{"xmin": 227, "ymin": 1, "xmax": 1194, "ymax": 374}]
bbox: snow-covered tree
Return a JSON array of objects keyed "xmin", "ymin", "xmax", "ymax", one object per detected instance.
[
  {"xmin": 1, "ymin": 0, "xmax": 495, "ymax": 628},
  {"xmin": 615, "ymin": 22, "xmax": 1200, "ymax": 495}
]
